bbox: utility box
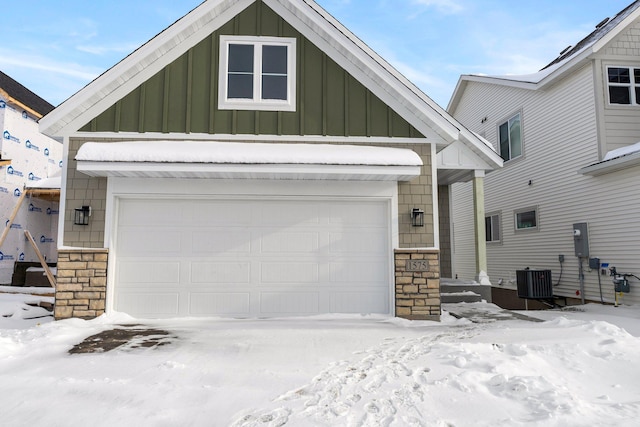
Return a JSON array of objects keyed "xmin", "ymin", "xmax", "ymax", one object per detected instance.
[
  {"xmin": 517, "ymin": 269, "xmax": 553, "ymax": 299},
  {"xmin": 573, "ymin": 223, "xmax": 589, "ymax": 258}
]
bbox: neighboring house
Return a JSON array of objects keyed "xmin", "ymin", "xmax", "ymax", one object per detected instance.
[
  {"xmin": 448, "ymin": 1, "xmax": 640, "ymax": 307},
  {"xmin": 40, "ymin": 0, "xmax": 501, "ymax": 321},
  {"xmin": 0, "ymin": 71, "xmax": 63, "ymax": 285}
]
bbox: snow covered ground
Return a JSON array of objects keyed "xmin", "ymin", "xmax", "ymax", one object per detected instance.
[{"xmin": 2, "ymin": 294, "xmax": 640, "ymax": 426}]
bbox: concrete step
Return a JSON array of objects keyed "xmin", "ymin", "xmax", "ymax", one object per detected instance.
[
  {"xmin": 440, "ymin": 278, "xmax": 492, "ymax": 303},
  {"xmin": 441, "ymin": 291, "xmax": 483, "ymax": 304}
]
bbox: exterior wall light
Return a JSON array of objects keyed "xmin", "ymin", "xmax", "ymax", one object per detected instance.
[
  {"xmin": 411, "ymin": 208, "xmax": 424, "ymax": 227},
  {"xmin": 74, "ymin": 206, "xmax": 91, "ymax": 226}
]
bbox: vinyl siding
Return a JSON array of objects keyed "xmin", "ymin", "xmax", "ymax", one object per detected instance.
[
  {"xmin": 599, "ymin": 20, "xmax": 640, "ymax": 153},
  {"xmin": 450, "ymin": 65, "xmax": 640, "ymax": 305}
]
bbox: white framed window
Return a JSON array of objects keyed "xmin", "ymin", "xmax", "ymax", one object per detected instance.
[
  {"xmin": 514, "ymin": 207, "xmax": 538, "ymax": 232},
  {"xmin": 219, "ymin": 36, "xmax": 297, "ymax": 111},
  {"xmin": 485, "ymin": 212, "xmax": 501, "ymax": 243},
  {"xmin": 607, "ymin": 66, "xmax": 640, "ymax": 105},
  {"xmin": 498, "ymin": 112, "xmax": 522, "ymax": 162}
]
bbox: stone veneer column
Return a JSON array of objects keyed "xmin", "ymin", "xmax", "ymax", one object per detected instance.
[
  {"xmin": 54, "ymin": 248, "xmax": 108, "ymax": 320},
  {"xmin": 395, "ymin": 249, "xmax": 440, "ymax": 321}
]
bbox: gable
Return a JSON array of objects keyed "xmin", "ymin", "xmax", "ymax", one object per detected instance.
[{"xmin": 80, "ymin": 0, "xmax": 422, "ymax": 138}]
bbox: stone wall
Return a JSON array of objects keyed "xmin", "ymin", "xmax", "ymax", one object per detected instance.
[
  {"xmin": 55, "ymin": 248, "xmax": 108, "ymax": 320},
  {"xmin": 395, "ymin": 248, "xmax": 440, "ymax": 321}
]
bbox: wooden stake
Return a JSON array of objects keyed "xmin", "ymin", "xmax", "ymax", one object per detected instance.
[{"xmin": 23, "ymin": 230, "xmax": 56, "ymax": 289}]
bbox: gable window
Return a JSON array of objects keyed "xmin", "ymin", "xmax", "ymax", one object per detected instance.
[
  {"xmin": 219, "ymin": 36, "xmax": 296, "ymax": 111},
  {"xmin": 514, "ymin": 207, "xmax": 538, "ymax": 231},
  {"xmin": 485, "ymin": 212, "xmax": 501, "ymax": 243},
  {"xmin": 498, "ymin": 113, "xmax": 522, "ymax": 161},
  {"xmin": 607, "ymin": 66, "xmax": 640, "ymax": 105}
]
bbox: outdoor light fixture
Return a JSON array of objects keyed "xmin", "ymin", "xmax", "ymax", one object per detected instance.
[
  {"xmin": 411, "ymin": 208, "xmax": 424, "ymax": 227},
  {"xmin": 74, "ymin": 206, "xmax": 91, "ymax": 226}
]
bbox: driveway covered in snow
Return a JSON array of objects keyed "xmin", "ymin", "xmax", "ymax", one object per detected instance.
[{"xmin": 2, "ymin": 302, "xmax": 640, "ymax": 426}]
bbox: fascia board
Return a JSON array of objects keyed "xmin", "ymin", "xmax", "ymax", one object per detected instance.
[
  {"xmin": 266, "ymin": 0, "xmax": 460, "ymax": 144},
  {"xmin": 579, "ymin": 151, "xmax": 640, "ymax": 176},
  {"xmin": 40, "ymin": 0, "xmax": 254, "ymax": 137},
  {"xmin": 76, "ymin": 161, "xmax": 422, "ymax": 181}
]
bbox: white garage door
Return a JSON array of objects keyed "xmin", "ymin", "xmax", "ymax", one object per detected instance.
[{"xmin": 113, "ymin": 197, "xmax": 391, "ymax": 318}]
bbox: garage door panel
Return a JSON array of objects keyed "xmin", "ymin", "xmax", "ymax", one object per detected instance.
[
  {"xmin": 329, "ymin": 232, "xmax": 387, "ymax": 254},
  {"xmin": 259, "ymin": 203, "xmax": 320, "ymax": 225},
  {"xmin": 329, "ymin": 203, "xmax": 387, "ymax": 226},
  {"xmin": 331, "ymin": 291, "xmax": 389, "ymax": 313},
  {"xmin": 260, "ymin": 262, "xmax": 319, "ymax": 283},
  {"xmin": 117, "ymin": 261, "xmax": 181, "ymax": 285},
  {"xmin": 190, "ymin": 262, "xmax": 250, "ymax": 284},
  {"xmin": 117, "ymin": 292, "xmax": 180, "ymax": 316},
  {"xmin": 118, "ymin": 229, "xmax": 183, "ymax": 256},
  {"xmin": 192, "ymin": 230, "xmax": 252, "ymax": 254},
  {"xmin": 329, "ymin": 261, "xmax": 388, "ymax": 283},
  {"xmin": 114, "ymin": 197, "xmax": 391, "ymax": 318},
  {"xmin": 260, "ymin": 232, "xmax": 319, "ymax": 253},
  {"xmin": 119, "ymin": 200, "xmax": 184, "ymax": 226},
  {"xmin": 189, "ymin": 292, "xmax": 250, "ymax": 315},
  {"xmin": 191, "ymin": 202, "xmax": 252, "ymax": 225},
  {"xmin": 260, "ymin": 292, "xmax": 319, "ymax": 314}
]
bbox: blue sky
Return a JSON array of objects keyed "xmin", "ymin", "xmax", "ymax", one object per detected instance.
[{"xmin": 1, "ymin": 0, "xmax": 633, "ymax": 108}]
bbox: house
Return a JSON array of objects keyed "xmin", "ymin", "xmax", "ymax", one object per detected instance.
[
  {"xmin": 40, "ymin": 0, "xmax": 501, "ymax": 320},
  {"xmin": 0, "ymin": 71, "xmax": 63, "ymax": 286},
  {"xmin": 447, "ymin": 1, "xmax": 640, "ymax": 307}
]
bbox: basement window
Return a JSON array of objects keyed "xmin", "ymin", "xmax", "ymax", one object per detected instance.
[
  {"xmin": 219, "ymin": 36, "xmax": 296, "ymax": 111},
  {"xmin": 515, "ymin": 207, "xmax": 538, "ymax": 231}
]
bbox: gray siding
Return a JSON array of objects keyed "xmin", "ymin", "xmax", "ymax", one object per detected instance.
[
  {"xmin": 450, "ymin": 65, "xmax": 640, "ymax": 305},
  {"xmin": 599, "ymin": 19, "xmax": 640, "ymax": 154}
]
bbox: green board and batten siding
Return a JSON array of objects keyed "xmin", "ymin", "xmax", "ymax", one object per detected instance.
[{"xmin": 80, "ymin": 0, "xmax": 423, "ymax": 138}]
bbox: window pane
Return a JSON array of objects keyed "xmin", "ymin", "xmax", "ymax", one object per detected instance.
[
  {"xmin": 610, "ymin": 86, "xmax": 631, "ymax": 104},
  {"xmin": 634, "ymin": 68, "xmax": 640, "ymax": 83},
  {"xmin": 491, "ymin": 217, "xmax": 500, "ymax": 241},
  {"xmin": 262, "ymin": 45, "xmax": 288, "ymax": 74},
  {"xmin": 228, "ymin": 74, "xmax": 254, "ymax": 99},
  {"xmin": 262, "ymin": 75, "xmax": 288, "ymax": 100},
  {"xmin": 485, "ymin": 217, "xmax": 492, "ymax": 242},
  {"xmin": 228, "ymin": 44, "xmax": 254, "ymax": 73},
  {"xmin": 499, "ymin": 122, "xmax": 510, "ymax": 160},
  {"xmin": 509, "ymin": 114, "xmax": 522, "ymax": 159},
  {"xmin": 516, "ymin": 210, "xmax": 537, "ymax": 229},
  {"xmin": 608, "ymin": 67, "xmax": 630, "ymax": 84}
]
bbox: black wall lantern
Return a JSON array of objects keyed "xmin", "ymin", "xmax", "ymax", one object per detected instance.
[
  {"xmin": 74, "ymin": 206, "xmax": 91, "ymax": 226},
  {"xmin": 411, "ymin": 208, "xmax": 424, "ymax": 227}
]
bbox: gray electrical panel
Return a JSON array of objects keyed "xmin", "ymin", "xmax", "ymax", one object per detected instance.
[{"xmin": 573, "ymin": 222, "xmax": 589, "ymax": 257}]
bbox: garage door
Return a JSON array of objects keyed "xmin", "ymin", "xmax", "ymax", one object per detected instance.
[{"xmin": 113, "ymin": 198, "xmax": 391, "ymax": 318}]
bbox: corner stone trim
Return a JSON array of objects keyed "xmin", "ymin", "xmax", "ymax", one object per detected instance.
[
  {"xmin": 54, "ymin": 248, "xmax": 108, "ymax": 320},
  {"xmin": 395, "ymin": 249, "xmax": 440, "ymax": 321}
]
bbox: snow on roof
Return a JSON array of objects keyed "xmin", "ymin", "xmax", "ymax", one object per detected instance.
[
  {"xmin": 25, "ymin": 170, "xmax": 61, "ymax": 189},
  {"xmin": 603, "ymin": 141, "xmax": 640, "ymax": 161},
  {"xmin": 75, "ymin": 141, "xmax": 424, "ymax": 167}
]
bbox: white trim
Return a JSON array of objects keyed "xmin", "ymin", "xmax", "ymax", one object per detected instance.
[
  {"xmin": 579, "ymin": 150, "xmax": 640, "ymax": 176},
  {"xmin": 218, "ymin": 35, "xmax": 297, "ymax": 111},
  {"xmin": 66, "ymin": 131, "xmax": 434, "ymax": 145},
  {"xmin": 77, "ymin": 161, "xmax": 421, "ymax": 181},
  {"xmin": 56, "ymin": 136, "xmax": 70, "ymax": 248},
  {"xmin": 431, "ymin": 143, "xmax": 440, "ymax": 250},
  {"xmin": 104, "ymin": 178, "xmax": 399, "ymax": 316}
]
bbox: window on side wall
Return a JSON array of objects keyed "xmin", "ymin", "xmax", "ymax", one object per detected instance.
[
  {"xmin": 485, "ymin": 212, "xmax": 501, "ymax": 243},
  {"xmin": 498, "ymin": 112, "xmax": 522, "ymax": 162},
  {"xmin": 219, "ymin": 36, "xmax": 297, "ymax": 111},
  {"xmin": 514, "ymin": 207, "xmax": 538, "ymax": 232},
  {"xmin": 607, "ymin": 66, "xmax": 640, "ymax": 105}
]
